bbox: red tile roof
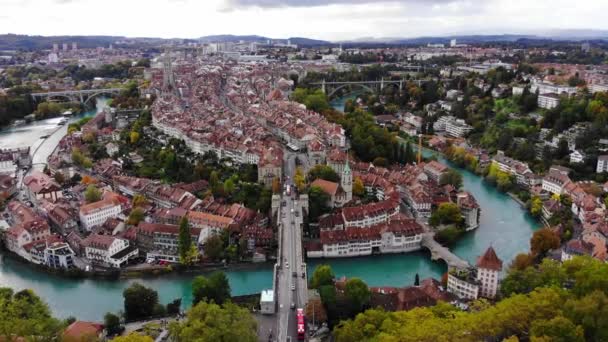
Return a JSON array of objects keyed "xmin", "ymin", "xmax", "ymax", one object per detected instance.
[
  {"xmin": 63, "ymin": 321, "xmax": 103, "ymax": 340},
  {"xmin": 476, "ymin": 246, "xmax": 503, "ymax": 271},
  {"xmin": 311, "ymin": 179, "xmax": 339, "ymax": 196}
]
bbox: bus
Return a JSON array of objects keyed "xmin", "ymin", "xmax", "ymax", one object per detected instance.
[
  {"xmin": 286, "ymin": 185, "xmax": 291, "ymax": 196},
  {"xmin": 296, "ymin": 308, "xmax": 305, "ymax": 340}
]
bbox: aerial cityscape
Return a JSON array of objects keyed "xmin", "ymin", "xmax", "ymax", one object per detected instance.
[{"xmin": 1, "ymin": 0, "xmax": 608, "ymax": 341}]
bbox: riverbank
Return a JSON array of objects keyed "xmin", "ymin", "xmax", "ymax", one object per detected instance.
[
  {"xmin": 0, "ymin": 245, "xmax": 274, "ymax": 281},
  {"xmin": 507, "ymin": 192, "xmax": 527, "ymax": 208}
]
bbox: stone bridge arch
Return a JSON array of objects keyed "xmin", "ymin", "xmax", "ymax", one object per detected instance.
[{"xmin": 327, "ymin": 83, "xmax": 376, "ymax": 98}]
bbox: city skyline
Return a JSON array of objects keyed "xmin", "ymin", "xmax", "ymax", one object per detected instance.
[{"xmin": 1, "ymin": 0, "xmax": 608, "ymax": 41}]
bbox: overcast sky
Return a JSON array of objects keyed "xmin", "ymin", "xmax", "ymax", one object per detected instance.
[{"xmin": 1, "ymin": 0, "xmax": 607, "ymax": 41}]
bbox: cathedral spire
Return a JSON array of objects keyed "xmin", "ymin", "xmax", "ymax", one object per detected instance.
[{"xmin": 163, "ymin": 48, "xmax": 176, "ymax": 93}]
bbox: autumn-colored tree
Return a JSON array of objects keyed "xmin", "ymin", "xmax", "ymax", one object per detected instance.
[
  {"xmin": 82, "ymin": 131, "xmax": 96, "ymax": 143},
  {"xmin": 352, "ymin": 177, "xmax": 365, "ymax": 197},
  {"xmin": 510, "ymin": 253, "xmax": 535, "ymax": 271},
  {"xmin": 529, "ymin": 196, "xmax": 543, "ymax": 217},
  {"xmin": 294, "ymin": 167, "xmax": 306, "ymax": 192},
  {"xmin": 80, "ymin": 175, "xmax": 97, "ymax": 185},
  {"xmin": 130, "ymin": 131, "xmax": 140, "ymax": 144},
  {"xmin": 530, "ymin": 228, "xmax": 560, "ymax": 257},
  {"xmin": 305, "ymin": 298, "xmax": 327, "ymax": 323},
  {"xmin": 132, "ymin": 194, "xmax": 147, "ymax": 208},
  {"xmin": 271, "ymin": 177, "xmax": 281, "ymax": 194}
]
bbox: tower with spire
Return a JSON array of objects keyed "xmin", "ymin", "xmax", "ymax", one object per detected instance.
[
  {"xmin": 162, "ymin": 48, "xmax": 176, "ymax": 93},
  {"xmin": 341, "ymin": 156, "xmax": 352, "ymax": 203}
]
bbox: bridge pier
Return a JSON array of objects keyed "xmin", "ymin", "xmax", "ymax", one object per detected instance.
[{"xmin": 321, "ymin": 80, "xmax": 326, "ymax": 94}]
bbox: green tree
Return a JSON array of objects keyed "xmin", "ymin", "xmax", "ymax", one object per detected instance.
[
  {"xmin": 178, "ymin": 216, "xmax": 193, "ymax": 264},
  {"xmin": 529, "ymin": 196, "xmax": 543, "ymax": 217},
  {"xmin": 123, "ymin": 283, "xmax": 159, "ymax": 321},
  {"xmin": 104, "ymin": 312, "xmax": 122, "ymax": 336},
  {"xmin": 334, "ymin": 287, "xmax": 566, "ymax": 342},
  {"xmin": 0, "ymin": 288, "xmax": 63, "ymax": 340},
  {"xmin": 319, "ymin": 284, "xmax": 337, "ymax": 308},
  {"xmin": 308, "ymin": 186, "xmax": 331, "ymax": 222},
  {"xmin": 429, "ymin": 202, "xmax": 463, "ymax": 227},
  {"xmin": 209, "ymin": 171, "xmax": 220, "ymax": 193},
  {"xmin": 169, "ymin": 301, "xmax": 257, "ymax": 342},
  {"xmin": 344, "ymin": 278, "xmax": 371, "ymax": 314},
  {"xmin": 439, "ymin": 169, "xmax": 463, "ymax": 189},
  {"xmin": 167, "ymin": 298, "xmax": 182, "ymax": 315},
  {"xmin": 565, "ymin": 290, "xmax": 608, "ymax": 341},
  {"xmin": 310, "ymin": 264, "xmax": 335, "ymax": 289},
  {"xmin": 127, "ymin": 207, "xmax": 145, "ymax": 225},
  {"xmin": 203, "ymin": 234, "xmax": 224, "ymax": 261},
  {"xmin": 308, "ymin": 164, "xmax": 339, "ymax": 182},
  {"xmin": 530, "ymin": 316, "xmax": 585, "ymax": 342},
  {"xmin": 223, "ymin": 178, "xmax": 235, "ymax": 196},
  {"xmin": 192, "ymin": 271, "xmax": 231, "ymax": 305},
  {"xmin": 84, "ymin": 184, "xmax": 102, "ymax": 203}
]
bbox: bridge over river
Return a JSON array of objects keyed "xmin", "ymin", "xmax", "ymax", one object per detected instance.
[
  {"xmin": 421, "ymin": 233, "xmax": 470, "ymax": 269},
  {"xmin": 31, "ymin": 88, "xmax": 122, "ymax": 105}
]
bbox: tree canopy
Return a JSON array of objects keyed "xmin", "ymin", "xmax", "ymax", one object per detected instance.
[
  {"xmin": 169, "ymin": 301, "xmax": 257, "ymax": 342},
  {"xmin": 439, "ymin": 169, "xmax": 464, "ymax": 189},
  {"xmin": 310, "ymin": 264, "xmax": 335, "ymax": 289},
  {"xmin": 192, "ymin": 271, "xmax": 231, "ymax": 305},
  {"xmin": 0, "ymin": 288, "xmax": 63, "ymax": 340},
  {"xmin": 123, "ymin": 283, "xmax": 160, "ymax": 321},
  {"xmin": 344, "ymin": 278, "xmax": 371, "ymax": 313},
  {"xmin": 429, "ymin": 202, "xmax": 464, "ymax": 227},
  {"xmin": 84, "ymin": 184, "xmax": 102, "ymax": 203},
  {"xmin": 308, "ymin": 164, "xmax": 339, "ymax": 183}
]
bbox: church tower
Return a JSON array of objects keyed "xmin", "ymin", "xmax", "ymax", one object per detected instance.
[
  {"xmin": 341, "ymin": 156, "xmax": 352, "ymax": 203},
  {"xmin": 162, "ymin": 49, "xmax": 175, "ymax": 93}
]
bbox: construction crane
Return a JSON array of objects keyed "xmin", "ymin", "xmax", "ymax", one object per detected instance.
[{"xmin": 416, "ymin": 134, "xmax": 465, "ymax": 164}]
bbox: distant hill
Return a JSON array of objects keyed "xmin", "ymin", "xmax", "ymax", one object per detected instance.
[
  {"xmin": 197, "ymin": 35, "xmax": 269, "ymax": 43},
  {"xmin": 0, "ymin": 34, "xmax": 124, "ymax": 51},
  {"xmin": 197, "ymin": 35, "xmax": 330, "ymax": 46},
  {"xmin": 342, "ymin": 32, "xmax": 608, "ymax": 45},
  {"xmin": 2, "ymin": 31, "xmax": 606, "ymax": 52}
]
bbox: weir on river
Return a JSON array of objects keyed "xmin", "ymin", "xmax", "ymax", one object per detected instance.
[{"xmin": 0, "ymin": 94, "xmax": 541, "ymax": 320}]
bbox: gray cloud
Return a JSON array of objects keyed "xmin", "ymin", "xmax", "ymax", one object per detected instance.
[{"xmin": 223, "ymin": 0, "xmax": 457, "ymax": 9}]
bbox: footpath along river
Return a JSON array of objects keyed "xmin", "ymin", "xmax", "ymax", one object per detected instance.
[{"xmin": 0, "ymin": 95, "xmax": 540, "ymax": 321}]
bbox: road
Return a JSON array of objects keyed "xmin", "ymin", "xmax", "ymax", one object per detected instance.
[{"xmin": 276, "ymin": 151, "xmax": 308, "ymax": 342}]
